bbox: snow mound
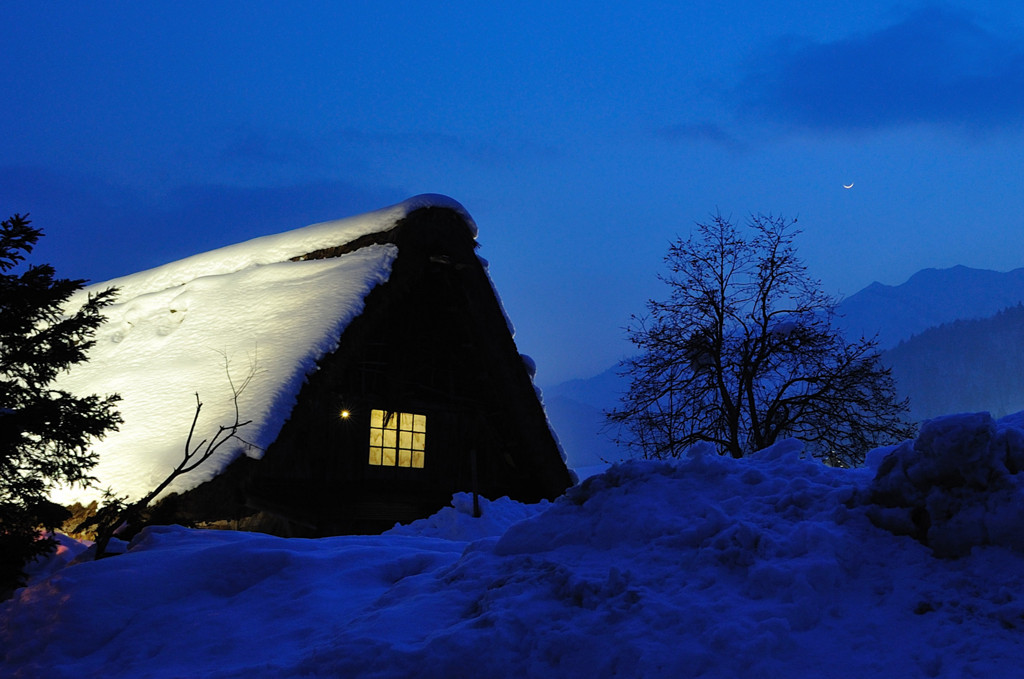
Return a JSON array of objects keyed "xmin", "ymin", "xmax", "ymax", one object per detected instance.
[
  {"xmin": 866, "ymin": 411, "xmax": 1024, "ymax": 556},
  {"xmin": 20, "ymin": 533, "xmax": 92, "ymax": 583},
  {"xmin": 386, "ymin": 492, "xmax": 550, "ymax": 542},
  {"xmin": 6, "ymin": 431, "xmax": 1024, "ymax": 677}
]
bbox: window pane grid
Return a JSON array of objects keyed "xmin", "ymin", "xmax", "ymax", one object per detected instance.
[{"xmin": 368, "ymin": 409, "xmax": 426, "ymax": 468}]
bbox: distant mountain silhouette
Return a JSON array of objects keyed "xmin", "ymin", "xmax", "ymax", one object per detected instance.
[
  {"xmin": 544, "ymin": 365, "xmax": 628, "ymax": 468},
  {"xmin": 837, "ymin": 265, "xmax": 1024, "ymax": 349}
]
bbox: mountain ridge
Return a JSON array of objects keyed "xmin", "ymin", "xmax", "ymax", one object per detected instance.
[{"xmin": 837, "ymin": 264, "xmax": 1024, "ymax": 348}]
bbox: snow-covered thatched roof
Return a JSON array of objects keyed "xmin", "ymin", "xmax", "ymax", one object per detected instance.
[{"xmin": 51, "ymin": 195, "xmax": 476, "ymax": 506}]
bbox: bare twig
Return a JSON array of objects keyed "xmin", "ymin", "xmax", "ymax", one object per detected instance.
[{"xmin": 82, "ymin": 350, "xmax": 260, "ymax": 558}]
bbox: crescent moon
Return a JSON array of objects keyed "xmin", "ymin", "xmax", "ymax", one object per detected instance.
[{"xmin": 843, "ymin": 182, "xmax": 854, "ymax": 189}]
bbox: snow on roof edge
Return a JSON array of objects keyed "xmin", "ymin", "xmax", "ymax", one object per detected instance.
[
  {"xmin": 402, "ymin": 193, "xmax": 478, "ymax": 238},
  {"xmin": 74, "ymin": 193, "xmax": 477, "ymax": 304}
]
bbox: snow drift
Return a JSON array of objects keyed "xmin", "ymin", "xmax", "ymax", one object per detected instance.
[
  {"xmin": 865, "ymin": 411, "xmax": 1024, "ymax": 557},
  {"xmin": 5, "ymin": 411, "xmax": 1024, "ymax": 678}
]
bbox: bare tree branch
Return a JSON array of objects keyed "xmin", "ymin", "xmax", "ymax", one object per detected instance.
[{"xmin": 80, "ymin": 351, "xmax": 261, "ymax": 558}]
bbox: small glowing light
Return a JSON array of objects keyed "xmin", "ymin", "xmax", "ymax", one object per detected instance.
[{"xmin": 340, "ymin": 409, "xmax": 351, "ymax": 420}]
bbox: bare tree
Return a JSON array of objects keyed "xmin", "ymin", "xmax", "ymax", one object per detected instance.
[
  {"xmin": 81, "ymin": 352, "xmax": 258, "ymax": 558},
  {"xmin": 607, "ymin": 213, "xmax": 914, "ymax": 466}
]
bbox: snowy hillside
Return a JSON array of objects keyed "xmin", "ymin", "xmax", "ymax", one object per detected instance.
[{"xmin": 5, "ymin": 412, "xmax": 1024, "ymax": 678}]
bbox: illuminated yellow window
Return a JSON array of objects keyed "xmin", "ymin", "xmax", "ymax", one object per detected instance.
[{"xmin": 369, "ymin": 409, "xmax": 426, "ymax": 468}]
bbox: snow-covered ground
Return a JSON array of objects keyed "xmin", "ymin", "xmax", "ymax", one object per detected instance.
[{"xmin": 5, "ymin": 412, "xmax": 1024, "ymax": 678}]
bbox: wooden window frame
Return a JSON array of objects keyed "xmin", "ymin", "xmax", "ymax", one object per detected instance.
[{"xmin": 368, "ymin": 409, "xmax": 426, "ymax": 469}]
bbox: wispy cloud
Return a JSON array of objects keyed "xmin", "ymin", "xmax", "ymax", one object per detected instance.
[
  {"xmin": 740, "ymin": 6, "xmax": 1024, "ymax": 133},
  {"xmin": 652, "ymin": 122, "xmax": 746, "ymax": 150},
  {"xmin": 217, "ymin": 126, "xmax": 519, "ymax": 181},
  {"xmin": 219, "ymin": 131, "xmax": 323, "ymax": 167},
  {"xmin": 332, "ymin": 127, "xmax": 516, "ymax": 167}
]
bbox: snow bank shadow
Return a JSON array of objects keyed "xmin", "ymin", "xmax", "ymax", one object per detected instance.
[{"xmin": 864, "ymin": 411, "xmax": 1024, "ymax": 557}]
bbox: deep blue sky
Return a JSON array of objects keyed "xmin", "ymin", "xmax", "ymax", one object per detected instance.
[{"xmin": 4, "ymin": 2, "xmax": 1024, "ymax": 384}]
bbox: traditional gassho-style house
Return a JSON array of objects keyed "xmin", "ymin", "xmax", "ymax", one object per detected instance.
[{"xmin": 52, "ymin": 195, "xmax": 574, "ymax": 536}]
